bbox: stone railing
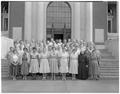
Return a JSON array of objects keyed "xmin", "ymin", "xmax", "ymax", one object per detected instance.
[
  {"xmin": 1, "ymin": 36, "xmax": 14, "ymax": 59},
  {"xmin": 1, "ymin": 31, "xmax": 9, "ymax": 37},
  {"xmin": 105, "ymin": 38, "xmax": 119, "ymax": 59},
  {"xmin": 1, "ymin": 36, "xmax": 14, "ymax": 77}
]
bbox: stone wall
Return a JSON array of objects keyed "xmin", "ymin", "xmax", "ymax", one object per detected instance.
[
  {"xmin": 105, "ymin": 38, "xmax": 119, "ymax": 59},
  {"xmin": 9, "ymin": 1, "xmax": 25, "ymax": 39}
]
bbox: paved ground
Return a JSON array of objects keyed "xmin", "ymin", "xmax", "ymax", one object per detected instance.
[{"xmin": 2, "ymin": 79, "xmax": 119, "ymax": 93}]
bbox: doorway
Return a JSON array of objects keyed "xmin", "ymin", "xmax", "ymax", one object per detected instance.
[
  {"xmin": 46, "ymin": 1, "xmax": 71, "ymax": 41},
  {"xmin": 54, "ymin": 34, "xmax": 63, "ymax": 41}
]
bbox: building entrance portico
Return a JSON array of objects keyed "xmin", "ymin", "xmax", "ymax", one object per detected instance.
[
  {"xmin": 1, "ymin": 1, "xmax": 112, "ymax": 49},
  {"xmin": 22, "ymin": 1, "xmax": 110, "ymax": 49},
  {"xmin": 24, "ymin": 2, "xmax": 94, "ymax": 42}
]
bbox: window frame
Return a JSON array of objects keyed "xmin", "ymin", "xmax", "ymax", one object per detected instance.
[
  {"xmin": 1, "ymin": 1, "xmax": 10, "ymax": 37},
  {"xmin": 46, "ymin": 1, "xmax": 71, "ymax": 29}
]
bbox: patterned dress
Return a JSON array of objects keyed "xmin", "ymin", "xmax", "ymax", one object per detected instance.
[
  {"xmin": 60, "ymin": 52, "xmax": 69, "ymax": 73},
  {"xmin": 69, "ymin": 52, "xmax": 78, "ymax": 74},
  {"xmin": 39, "ymin": 52, "xmax": 50, "ymax": 73},
  {"xmin": 21, "ymin": 52, "xmax": 29, "ymax": 75},
  {"xmin": 89, "ymin": 50, "xmax": 100, "ymax": 78},
  {"xmin": 7, "ymin": 51, "xmax": 13, "ymax": 76},
  {"xmin": 49, "ymin": 51, "xmax": 58, "ymax": 73},
  {"xmin": 29, "ymin": 52, "xmax": 39, "ymax": 73},
  {"xmin": 17, "ymin": 50, "xmax": 24, "ymax": 75}
]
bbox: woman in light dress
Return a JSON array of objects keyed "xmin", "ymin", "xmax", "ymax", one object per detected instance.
[
  {"xmin": 29, "ymin": 47, "xmax": 39, "ymax": 79},
  {"xmin": 69, "ymin": 48, "xmax": 79, "ymax": 80},
  {"xmin": 59, "ymin": 47, "xmax": 69, "ymax": 80},
  {"xmin": 11, "ymin": 50, "xmax": 19, "ymax": 80},
  {"xmin": 57, "ymin": 46, "xmax": 62, "ymax": 72},
  {"xmin": 39, "ymin": 47, "xmax": 50, "ymax": 80},
  {"xmin": 48, "ymin": 47, "xmax": 58, "ymax": 80}
]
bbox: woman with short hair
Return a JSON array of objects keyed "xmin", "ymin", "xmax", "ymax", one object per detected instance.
[
  {"xmin": 69, "ymin": 48, "xmax": 79, "ymax": 80},
  {"xmin": 48, "ymin": 47, "xmax": 58, "ymax": 80},
  {"xmin": 29, "ymin": 47, "xmax": 39, "ymax": 79},
  {"xmin": 7, "ymin": 47, "xmax": 14, "ymax": 78},
  {"xmin": 11, "ymin": 50, "xmax": 19, "ymax": 80},
  {"xmin": 39, "ymin": 47, "xmax": 50, "ymax": 80},
  {"xmin": 90, "ymin": 46, "xmax": 101, "ymax": 80},
  {"xmin": 21, "ymin": 48, "xmax": 30, "ymax": 80},
  {"xmin": 59, "ymin": 47, "xmax": 69, "ymax": 80}
]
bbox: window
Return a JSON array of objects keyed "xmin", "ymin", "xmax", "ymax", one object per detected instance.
[
  {"xmin": 1, "ymin": 1, "xmax": 9, "ymax": 31},
  {"xmin": 47, "ymin": 1, "xmax": 71, "ymax": 29},
  {"xmin": 108, "ymin": 20, "xmax": 112, "ymax": 33},
  {"xmin": 108, "ymin": 2, "xmax": 117, "ymax": 33}
]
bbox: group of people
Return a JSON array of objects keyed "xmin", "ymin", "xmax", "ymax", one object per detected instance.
[{"xmin": 7, "ymin": 38, "xmax": 101, "ymax": 80}]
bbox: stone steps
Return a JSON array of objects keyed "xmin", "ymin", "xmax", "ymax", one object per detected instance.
[
  {"xmin": 100, "ymin": 69, "xmax": 119, "ymax": 73},
  {"xmin": 99, "ymin": 49, "xmax": 119, "ymax": 79},
  {"xmin": 100, "ymin": 63, "xmax": 119, "ymax": 66},
  {"xmin": 100, "ymin": 75, "xmax": 119, "ymax": 80},
  {"xmin": 101, "ymin": 58, "xmax": 119, "ymax": 62},
  {"xmin": 100, "ymin": 73, "xmax": 119, "ymax": 77},
  {"xmin": 101, "ymin": 56, "xmax": 115, "ymax": 59},
  {"xmin": 1, "ymin": 59, "xmax": 9, "ymax": 77}
]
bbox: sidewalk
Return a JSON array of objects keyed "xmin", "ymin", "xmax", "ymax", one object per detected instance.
[{"xmin": 2, "ymin": 79, "xmax": 119, "ymax": 93}]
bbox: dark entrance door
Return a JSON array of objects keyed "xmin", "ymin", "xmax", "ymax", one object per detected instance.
[{"xmin": 54, "ymin": 34, "xmax": 63, "ymax": 41}]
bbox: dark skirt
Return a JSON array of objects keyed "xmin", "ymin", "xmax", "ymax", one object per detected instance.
[
  {"xmin": 21, "ymin": 60, "xmax": 29, "ymax": 75},
  {"xmin": 17, "ymin": 64, "xmax": 21, "ymax": 76},
  {"xmin": 89, "ymin": 59, "xmax": 99, "ymax": 78},
  {"xmin": 77, "ymin": 63, "xmax": 89, "ymax": 80},
  {"xmin": 11, "ymin": 64, "xmax": 18, "ymax": 76},
  {"xmin": 9, "ymin": 64, "xmax": 13, "ymax": 76}
]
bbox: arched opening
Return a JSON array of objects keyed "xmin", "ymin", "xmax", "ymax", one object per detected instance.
[{"xmin": 46, "ymin": 1, "xmax": 71, "ymax": 41}]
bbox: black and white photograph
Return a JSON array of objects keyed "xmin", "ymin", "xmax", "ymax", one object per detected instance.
[{"xmin": 1, "ymin": 0, "xmax": 119, "ymax": 93}]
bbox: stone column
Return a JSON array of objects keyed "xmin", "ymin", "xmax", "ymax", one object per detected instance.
[
  {"xmin": 79, "ymin": 2, "xmax": 93, "ymax": 42},
  {"xmin": 71, "ymin": 3, "xmax": 74, "ymax": 40},
  {"xmin": 24, "ymin": 2, "xmax": 46, "ymax": 41},
  {"xmin": 86, "ymin": 2, "xmax": 93, "ymax": 42},
  {"xmin": 31, "ymin": 2, "xmax": 38, "ymax": 41},
  {"xmin": 43, "ymin": 2, "xmax": 47, "ymax": 41},
  {"xmin": 73, "ymin": 2, "xmax": 81, "ymax": 41},
  {"xmin": 24, "ymin": 2, "xmax": 32, "ymax": 41},
  {"xmin": 80, "ymin": 2, "xmax": 86, "ymax": 41},
  {"xmin": 37, "ymin": 2, "xmax": 46, "ymax": 41}
]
